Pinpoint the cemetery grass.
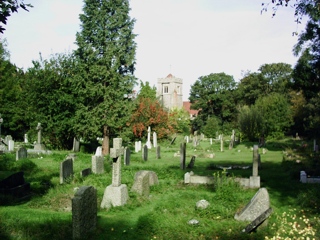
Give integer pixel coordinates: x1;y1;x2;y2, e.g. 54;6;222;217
0;137;320;239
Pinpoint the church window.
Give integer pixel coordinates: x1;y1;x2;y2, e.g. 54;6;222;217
163;85;169;94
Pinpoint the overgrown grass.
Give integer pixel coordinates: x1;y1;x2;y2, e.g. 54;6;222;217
0;137;320;239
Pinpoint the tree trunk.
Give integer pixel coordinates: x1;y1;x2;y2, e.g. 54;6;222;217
102;125;109;155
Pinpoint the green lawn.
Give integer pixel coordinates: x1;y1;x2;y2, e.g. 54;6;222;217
0;137;319;239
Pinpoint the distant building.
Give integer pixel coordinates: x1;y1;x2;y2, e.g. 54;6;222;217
157;74;183;110
156;73;199;118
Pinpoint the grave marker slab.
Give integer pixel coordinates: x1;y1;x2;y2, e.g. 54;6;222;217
124;147;130;165
60;158;73;184
80;168;92;178
180;142;186;170
16;147;27;161
234;188;270;222
142;145;148;161
156;146;161;159
187;156;196;169
72;186;97;239
242;208;273;233
92;155;104;174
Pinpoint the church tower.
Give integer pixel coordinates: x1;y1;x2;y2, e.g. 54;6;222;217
157;74;183;110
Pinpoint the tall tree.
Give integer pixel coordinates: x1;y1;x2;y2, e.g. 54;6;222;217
74;0;137;154
0;0;32;33
189;73;237;131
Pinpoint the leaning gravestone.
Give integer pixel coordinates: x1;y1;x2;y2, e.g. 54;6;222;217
234;187;270;221
95;146;102;156
72;137;80;152
100;138;129;209
72;186;97;239
60;158;73;184
170;137;176;145
187;156;196;169
92;155;104;174
16;147;27;161
242;207;273;233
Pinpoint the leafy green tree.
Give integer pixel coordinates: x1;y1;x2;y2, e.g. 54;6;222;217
0;0;32;33
0;39;26;139
202;116;220;138
237;63;292;106
73;0;137;154
168;108;191;135
254;93;293;138
137;81;156;101
189;73;237;131
23;53;78;149
238;105;264;141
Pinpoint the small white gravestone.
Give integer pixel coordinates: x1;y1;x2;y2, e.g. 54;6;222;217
95;146;102;156
153;132;157;148
146;126;152;149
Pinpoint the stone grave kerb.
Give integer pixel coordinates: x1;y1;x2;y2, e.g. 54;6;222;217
110;138;124;187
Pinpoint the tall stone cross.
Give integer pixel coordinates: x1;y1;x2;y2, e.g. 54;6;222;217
36;122;42;144
110;138;124;187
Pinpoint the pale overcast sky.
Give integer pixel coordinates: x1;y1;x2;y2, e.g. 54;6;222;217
2;0;304;100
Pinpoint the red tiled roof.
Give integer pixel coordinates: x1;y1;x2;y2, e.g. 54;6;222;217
183;101;199;115
166;73;173;78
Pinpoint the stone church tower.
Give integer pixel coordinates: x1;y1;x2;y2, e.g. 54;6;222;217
157;74;183;110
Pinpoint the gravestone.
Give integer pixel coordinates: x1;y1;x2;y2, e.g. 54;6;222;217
187;156;196;169
234;188;270;221
242;208;273;233
124;147;130;165
60;158;73;184
80;168;92;178
34;123;45;150
180;142;186;170
146;126;152;149
170;136;177;145
0;171;31;200
72;137;80;152
4;135;12;145
131;171;150;196
95;146;102;156
68;153;77;162
131;170;159;196
92;155;104;174
100;138;129;209
16;147;27;161
135;141;139;152
250;145;260;188
156;146;161;159
229;130;235;150
24;134;28;143
220;134;224;152
153;132;157;148
8;140;14;151
72;186;97;239
142;145;148;161
138;141;141;151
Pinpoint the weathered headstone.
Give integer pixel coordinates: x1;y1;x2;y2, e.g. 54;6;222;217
60;158;73;184
95;146;102;156
72;137;80;152
234;188;270;221
80;168;92;178
135;141;139;152
142;145;148;161
250;145;260;188
100;138;129;209
138;141;141;151
0;171;31;200
4;135;12;145
16;147;27;161
131;171;150;196
156;146;161;159
229;130;235;150
124;147;130;165
187;156;196;169
72;186;97;239
92;155;104;174
242;208;273;233
180;142;186;170
220;134;224;152
8;140;14;151
153;132;157;148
